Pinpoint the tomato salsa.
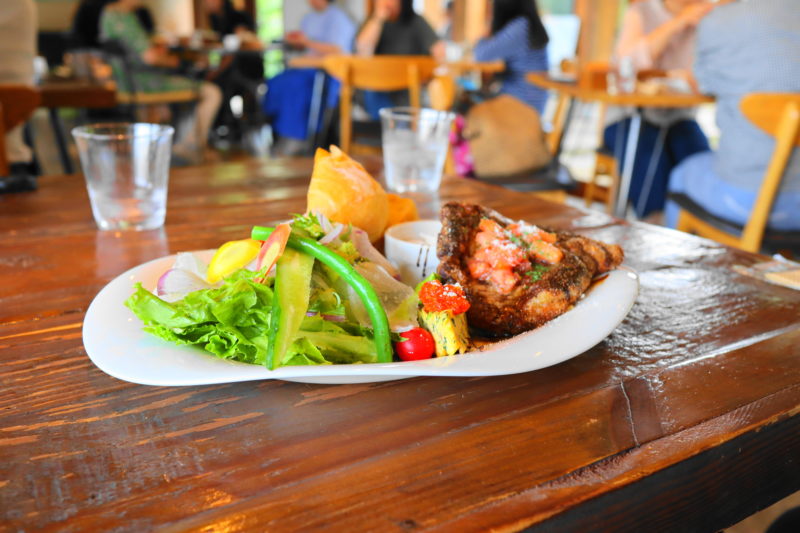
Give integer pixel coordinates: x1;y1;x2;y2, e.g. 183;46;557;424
467;218;563;294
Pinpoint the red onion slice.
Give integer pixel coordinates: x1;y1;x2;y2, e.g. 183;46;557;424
319;223;345;245
313;209;334;234
350;228;400;278
156;268;211;302
305;311;346;322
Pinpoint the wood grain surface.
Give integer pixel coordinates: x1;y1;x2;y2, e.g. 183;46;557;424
1;157;798;532
38;80;118;110
527;72;714;108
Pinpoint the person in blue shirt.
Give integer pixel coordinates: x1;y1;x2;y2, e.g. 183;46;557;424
665;0;800;231
264;0;356;155
285;0;356;57
473;0;549;115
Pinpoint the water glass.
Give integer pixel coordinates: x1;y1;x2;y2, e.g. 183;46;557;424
72;123;173;231
379;107;455;194
608;57;637;95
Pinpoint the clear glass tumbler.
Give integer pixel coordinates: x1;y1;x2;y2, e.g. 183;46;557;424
72;123;174;231
379;107;455;194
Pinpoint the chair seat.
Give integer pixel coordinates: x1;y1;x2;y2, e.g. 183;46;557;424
669;193;800;250
117;90;198;105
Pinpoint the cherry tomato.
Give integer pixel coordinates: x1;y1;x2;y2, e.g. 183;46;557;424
394;328;435;361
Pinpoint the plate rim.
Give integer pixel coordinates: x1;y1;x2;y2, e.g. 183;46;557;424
82;251;639;385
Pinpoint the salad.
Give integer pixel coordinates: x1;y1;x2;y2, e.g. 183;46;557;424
125;213;471;370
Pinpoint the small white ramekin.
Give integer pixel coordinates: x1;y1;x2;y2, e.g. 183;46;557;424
384;220;442;286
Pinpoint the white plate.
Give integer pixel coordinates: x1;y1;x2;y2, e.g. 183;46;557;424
83;251;639;385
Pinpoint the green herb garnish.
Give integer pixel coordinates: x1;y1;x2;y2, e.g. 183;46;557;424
525;264;550;282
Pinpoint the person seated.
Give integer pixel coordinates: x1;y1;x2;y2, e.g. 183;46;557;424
284;0;355;57
100;0;222;162
473;0;549;115
203;0;265;145
448;0;552;179
604;0;715;219
355;0;445;118
665;0;800;232
263;0;356;155
70;0;154;49
438;1;454;41
0;0;37;193
206;0;257;42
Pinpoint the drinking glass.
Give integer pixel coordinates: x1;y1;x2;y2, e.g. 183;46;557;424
72;123;173;231
379;107;455;194
608;57;637;95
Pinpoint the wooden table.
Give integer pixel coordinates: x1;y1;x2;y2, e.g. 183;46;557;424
288;54;504;74
2;158;799;531
37;79;118;174
528;72;714;218
286;55;503;151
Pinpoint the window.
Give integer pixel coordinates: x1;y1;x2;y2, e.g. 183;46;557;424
538;0;574;15
255;0;283;77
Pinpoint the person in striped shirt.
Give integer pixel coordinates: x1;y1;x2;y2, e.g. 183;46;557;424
473;0;549;115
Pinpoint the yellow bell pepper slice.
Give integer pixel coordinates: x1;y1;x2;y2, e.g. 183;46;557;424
206;238;262;284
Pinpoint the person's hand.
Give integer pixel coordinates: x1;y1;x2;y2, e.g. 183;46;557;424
285;30;307;49
678;2;715;28
374;0;393;22
236;28;263;50
142;46;164;65
143;47;179;68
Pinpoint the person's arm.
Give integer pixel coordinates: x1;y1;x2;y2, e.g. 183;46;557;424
430;40;445;62
102;10;178;68
303;37;343;56
142;46;179;68
473;17;525;62
616;3;715;70
412;15;444;61
355;12;387;57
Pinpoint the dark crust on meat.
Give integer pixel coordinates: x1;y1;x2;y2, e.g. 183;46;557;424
437;202;624;337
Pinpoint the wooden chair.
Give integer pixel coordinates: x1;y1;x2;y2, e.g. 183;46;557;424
576;61;619;212
580;62;669;212
428;74;456;113
101;40;198;118
321;55;437;154
672;93;800;253
0;85;40;176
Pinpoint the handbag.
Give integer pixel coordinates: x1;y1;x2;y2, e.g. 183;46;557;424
462;94;551;178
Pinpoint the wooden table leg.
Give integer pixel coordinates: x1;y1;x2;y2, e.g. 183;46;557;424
305;70;327;154
614;109;642;218
635;124;667;216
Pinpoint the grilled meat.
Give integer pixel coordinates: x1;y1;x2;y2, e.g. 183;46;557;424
437;203;624;337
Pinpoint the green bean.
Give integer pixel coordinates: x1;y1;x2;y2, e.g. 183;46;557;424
251;226;393;364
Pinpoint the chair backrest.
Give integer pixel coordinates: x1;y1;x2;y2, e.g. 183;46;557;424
544;58;576;156
428;74;456;112
0;85;40;176
100;39;138;95
321;55;438;153
738;93;800;251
